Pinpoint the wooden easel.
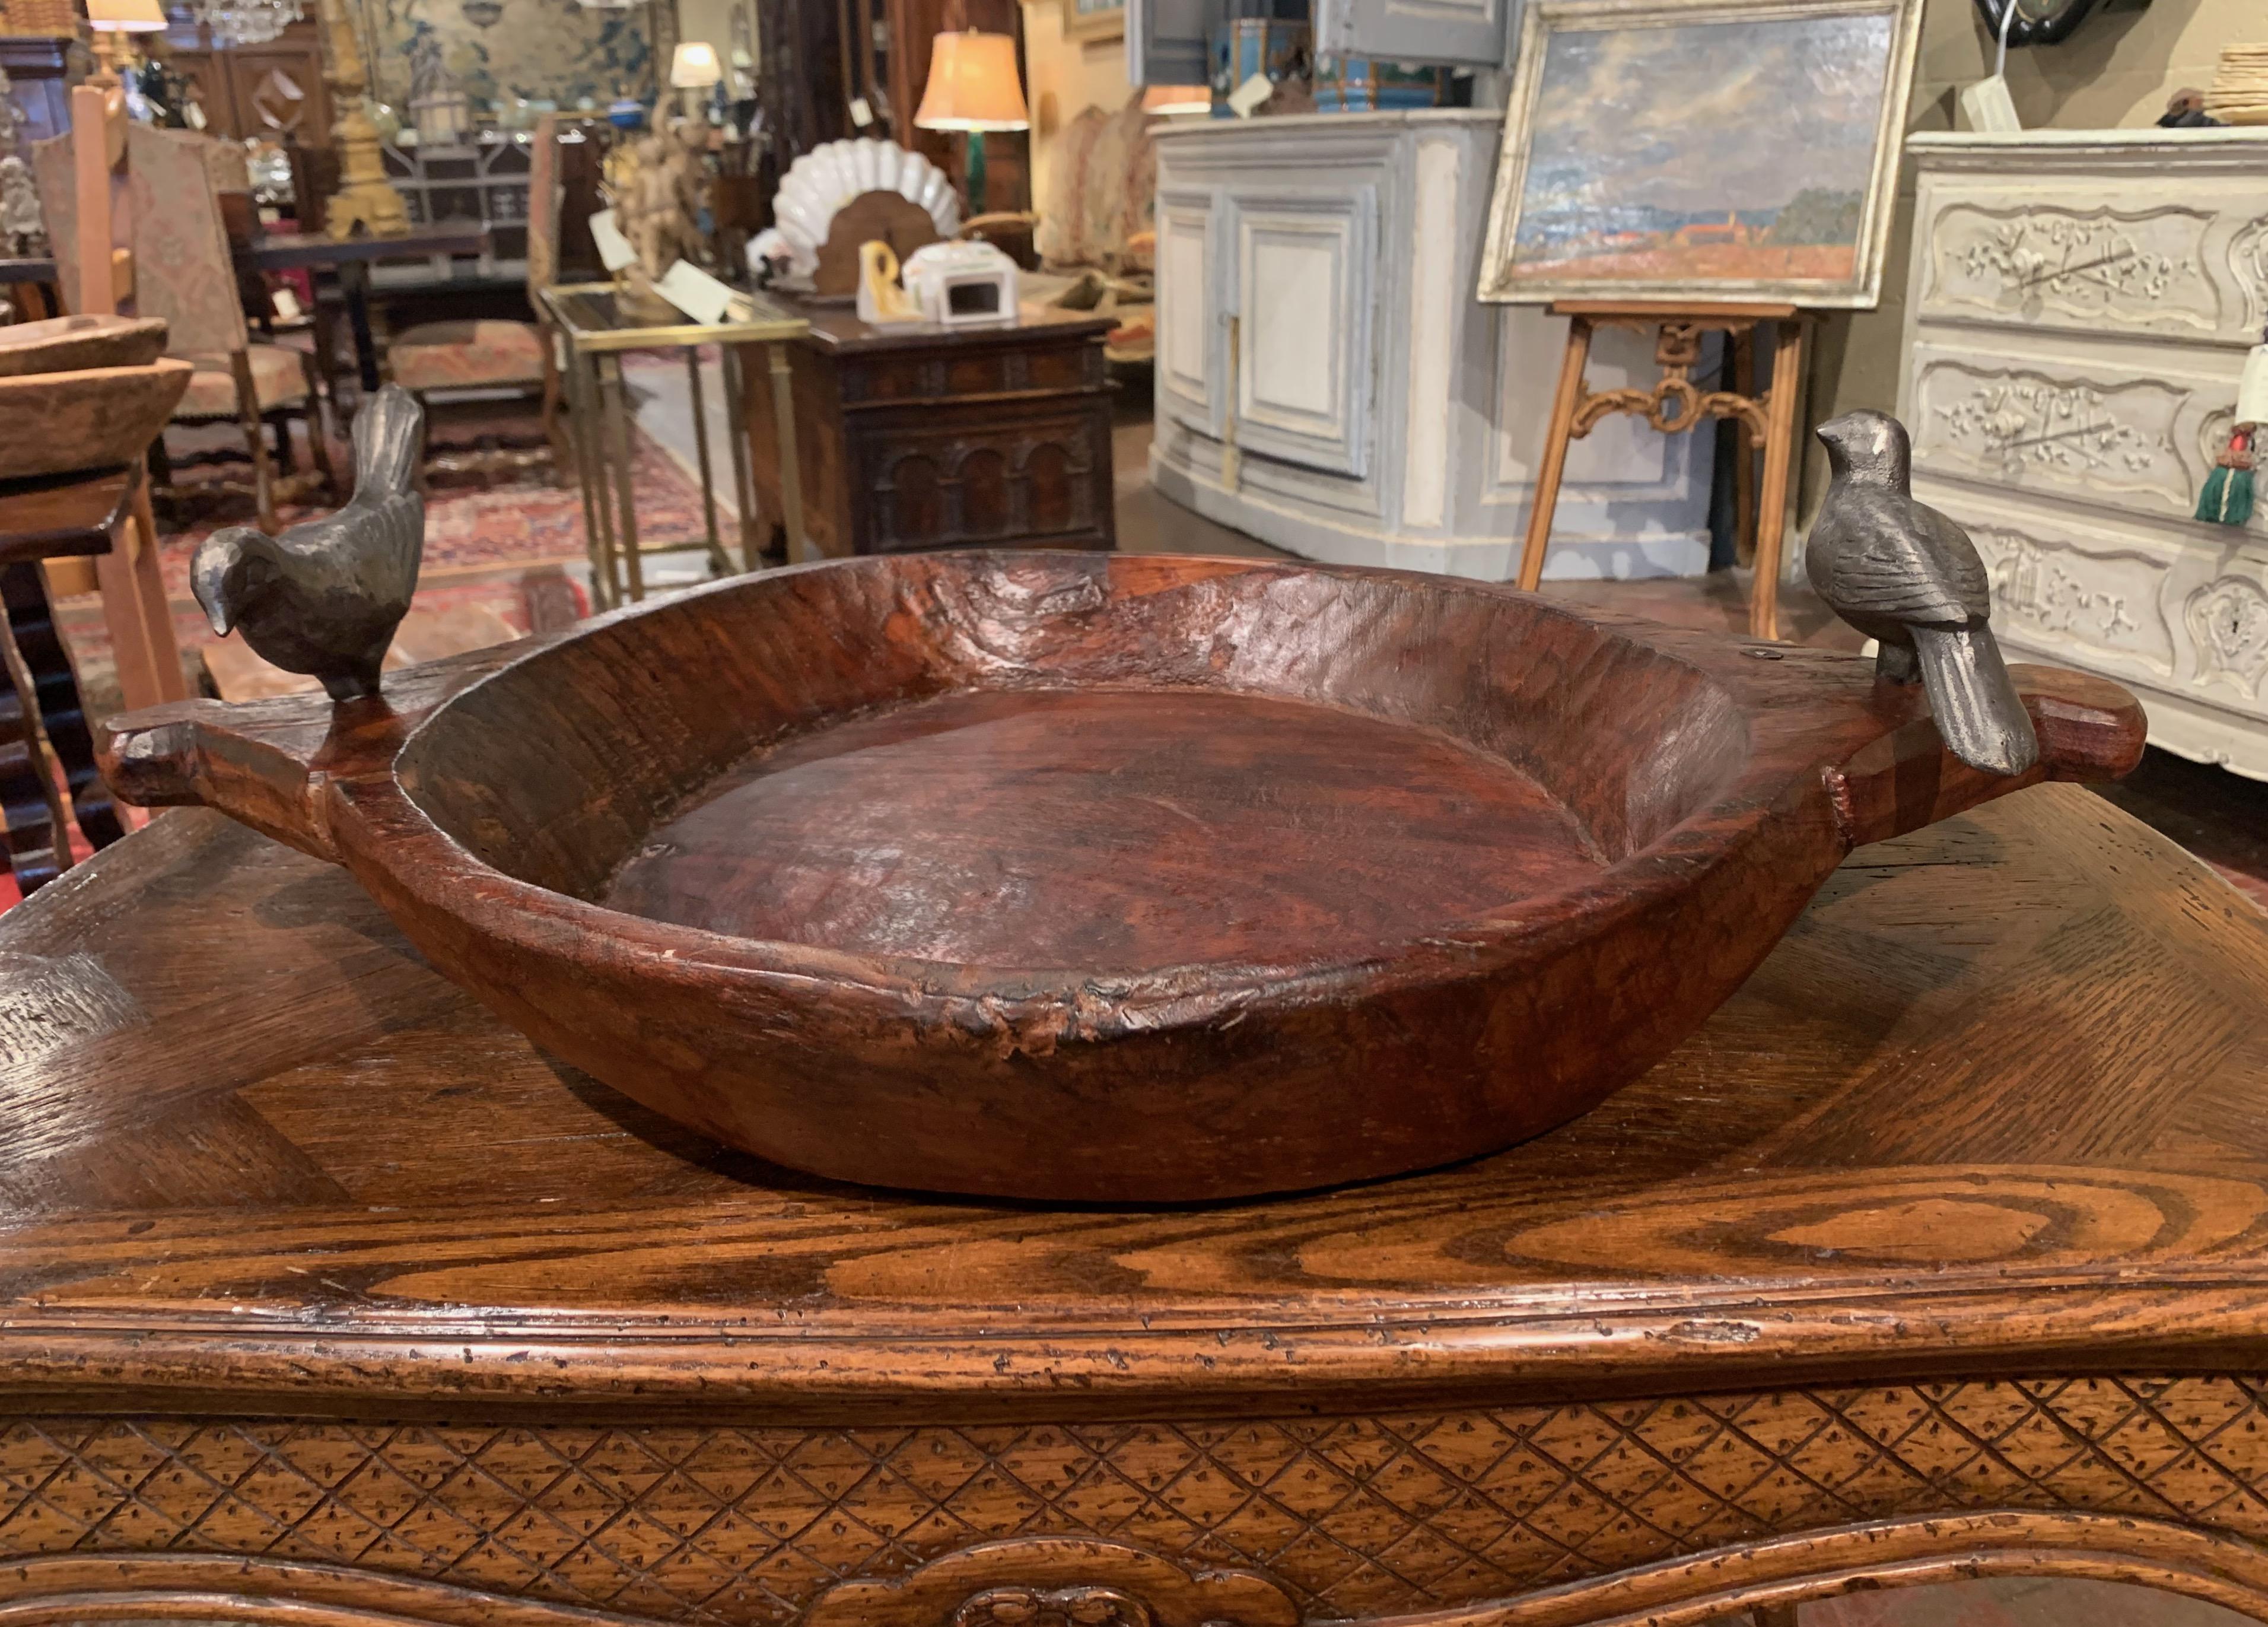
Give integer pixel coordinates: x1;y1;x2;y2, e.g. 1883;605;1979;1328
1515;300;1808;640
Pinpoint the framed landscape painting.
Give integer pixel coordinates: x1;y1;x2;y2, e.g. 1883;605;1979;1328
1478;0;1923;308
1061;0;1127;42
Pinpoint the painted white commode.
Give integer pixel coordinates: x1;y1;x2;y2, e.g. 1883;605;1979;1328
1147;109;1714;580
1898;128;2268;780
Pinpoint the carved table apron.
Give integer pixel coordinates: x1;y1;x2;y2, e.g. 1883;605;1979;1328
5;792;2268;1625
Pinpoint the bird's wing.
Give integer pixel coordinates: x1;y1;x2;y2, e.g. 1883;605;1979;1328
1817;492;1987;627
362;491;425;606
1910;497;1992;621
274;492;424;609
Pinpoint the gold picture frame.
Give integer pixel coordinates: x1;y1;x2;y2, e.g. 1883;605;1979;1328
1477;0;1923;309
1058;0;1126;42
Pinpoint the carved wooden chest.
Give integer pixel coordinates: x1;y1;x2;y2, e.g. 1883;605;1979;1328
1898;128;2268;780
740;300;1116;558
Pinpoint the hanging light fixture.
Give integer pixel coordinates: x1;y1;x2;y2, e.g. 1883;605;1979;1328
189;0;307;47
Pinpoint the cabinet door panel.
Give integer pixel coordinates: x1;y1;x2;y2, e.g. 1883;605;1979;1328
1313;0;1516;68
1127;0;1215;85
1229;188;1377;478
1156;186;1224;437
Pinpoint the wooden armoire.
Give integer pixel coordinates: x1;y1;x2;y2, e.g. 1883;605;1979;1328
154;8;329;145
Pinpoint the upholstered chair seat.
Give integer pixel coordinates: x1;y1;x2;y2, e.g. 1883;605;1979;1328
389;319;549;393
176;343;312;418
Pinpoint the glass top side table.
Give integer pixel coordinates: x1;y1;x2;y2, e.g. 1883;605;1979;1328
539;282;812;609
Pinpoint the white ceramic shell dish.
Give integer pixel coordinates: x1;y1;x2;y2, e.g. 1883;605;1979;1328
765;139;961;279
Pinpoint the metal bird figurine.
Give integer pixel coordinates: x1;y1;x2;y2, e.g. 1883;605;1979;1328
192;385;425;704
1806;409;2038;777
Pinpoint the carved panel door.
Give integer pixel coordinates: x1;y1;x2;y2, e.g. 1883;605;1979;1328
1225;185;1378;479
1155;185;1223;440
165;19;329;145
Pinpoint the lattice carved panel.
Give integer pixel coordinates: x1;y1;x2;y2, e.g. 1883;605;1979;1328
8;1378;2268;1624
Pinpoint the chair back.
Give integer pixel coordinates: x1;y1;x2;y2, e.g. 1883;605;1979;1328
527;113;561;301
123;124;249;359
28;119;130;314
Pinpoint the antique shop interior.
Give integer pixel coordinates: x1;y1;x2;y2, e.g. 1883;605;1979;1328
5;0;2268;1620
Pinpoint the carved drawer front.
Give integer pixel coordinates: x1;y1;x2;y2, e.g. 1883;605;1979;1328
1916;177;2268;344
845;345;1102;409
1907;339;2246;526
1917;479;2268;721
22;1380;2268;1626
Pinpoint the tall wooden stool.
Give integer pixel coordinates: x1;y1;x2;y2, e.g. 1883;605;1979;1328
0;462;155;894
1516;300;1808;640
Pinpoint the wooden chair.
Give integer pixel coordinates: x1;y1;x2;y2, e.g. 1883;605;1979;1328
14;85;189;719
125;125;332;533
384;114;568;480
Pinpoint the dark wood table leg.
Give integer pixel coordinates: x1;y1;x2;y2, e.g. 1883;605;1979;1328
0;589;65;896
1;562;122;850
341;261;382;396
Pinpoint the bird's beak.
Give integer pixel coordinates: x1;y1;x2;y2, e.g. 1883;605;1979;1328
204;602;233;638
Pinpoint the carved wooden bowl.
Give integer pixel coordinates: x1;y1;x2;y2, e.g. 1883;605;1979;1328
99;552;2146;1202
0;357;193;481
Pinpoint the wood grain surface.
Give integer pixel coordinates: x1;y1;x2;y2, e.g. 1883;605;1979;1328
94;554;2144;1202
1;787;2262;1407
3;786;2268;1623
0;358;192;482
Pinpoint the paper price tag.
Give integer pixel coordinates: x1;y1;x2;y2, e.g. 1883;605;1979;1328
656;259;739;325
1227;72;1273;118
849;96;874;128
589;207;637;273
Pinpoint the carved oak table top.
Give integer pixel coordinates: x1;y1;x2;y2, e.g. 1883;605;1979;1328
4;791;2268;1627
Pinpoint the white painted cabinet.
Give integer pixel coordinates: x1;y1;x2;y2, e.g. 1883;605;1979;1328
1126;0;1519;83
1312;0;1519;68
1897;129;2268;781
1150;110;1713;580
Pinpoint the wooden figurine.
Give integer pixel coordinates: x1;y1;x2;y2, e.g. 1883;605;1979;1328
608;129;705;323
187;384;424;703
1808;409;2040;777
0;156;43;258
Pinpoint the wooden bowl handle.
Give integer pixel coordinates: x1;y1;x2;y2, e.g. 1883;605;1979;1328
1825;663;2147;850
96;643;523;863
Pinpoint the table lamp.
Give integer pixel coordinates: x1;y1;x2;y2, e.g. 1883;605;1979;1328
669;40;722;119
914;28;1027;215
83;0;168;90
1140;84;1213;116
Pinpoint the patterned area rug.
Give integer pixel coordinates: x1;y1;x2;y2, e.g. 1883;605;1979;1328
52;414;708;722
0;411;712;911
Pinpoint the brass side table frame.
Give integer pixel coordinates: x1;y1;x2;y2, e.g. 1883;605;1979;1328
540;284;811;610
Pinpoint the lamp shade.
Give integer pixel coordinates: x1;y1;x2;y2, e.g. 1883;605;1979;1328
84;0;167;33
914;29;1029;131
1141;83;1211;114
670;40;723;88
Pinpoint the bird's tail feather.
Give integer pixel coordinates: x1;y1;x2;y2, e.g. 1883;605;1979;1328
351;384;425;501
1913;625;2040;777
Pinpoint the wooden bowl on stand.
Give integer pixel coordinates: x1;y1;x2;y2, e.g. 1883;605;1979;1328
0;357;193;481
98;552;2146;1202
